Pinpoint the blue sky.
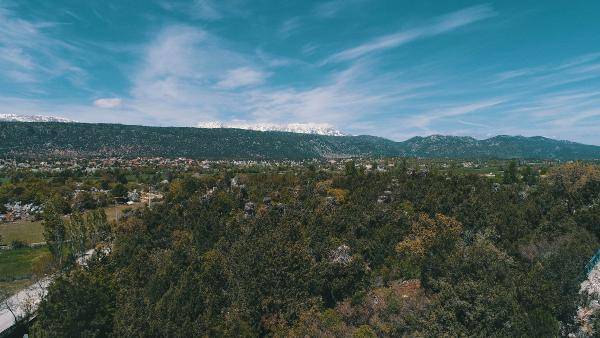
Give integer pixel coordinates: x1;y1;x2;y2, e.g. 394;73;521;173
1;1;600;144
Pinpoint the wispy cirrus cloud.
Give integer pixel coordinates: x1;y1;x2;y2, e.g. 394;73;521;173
433;53;600;143
324;5;495;63
492;53;600;87
399;99;504;130
313;0;346;18
278;17;302;39
301;43;318;56
190;0;222;20
243;61;433;126
313;0;366;18
159;0;247;21
0;6;85;86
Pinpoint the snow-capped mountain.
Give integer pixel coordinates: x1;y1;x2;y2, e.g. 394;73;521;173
0;114;74;123
196;121;347;136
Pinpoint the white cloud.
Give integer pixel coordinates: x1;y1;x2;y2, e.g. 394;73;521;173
93;98;122;108
127;25;261;124
216;67;267;89
137;26;208;82
324;5;495;63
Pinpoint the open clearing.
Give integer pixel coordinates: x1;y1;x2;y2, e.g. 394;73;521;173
0;246;50;293
0;221;44;245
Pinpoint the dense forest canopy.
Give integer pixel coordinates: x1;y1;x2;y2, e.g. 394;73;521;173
24;161;600;336
1;122;599;160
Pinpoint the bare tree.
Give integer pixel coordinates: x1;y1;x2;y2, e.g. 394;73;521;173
0;288;18;324
0;275;50;335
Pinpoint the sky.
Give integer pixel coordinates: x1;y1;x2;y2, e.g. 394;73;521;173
1;0;600;144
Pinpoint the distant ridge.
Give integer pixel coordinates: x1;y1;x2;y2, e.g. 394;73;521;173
0;121;598;160
0;114;73;123
398;134;598;159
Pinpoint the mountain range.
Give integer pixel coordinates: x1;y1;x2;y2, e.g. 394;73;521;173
0;120;598;160
0;114;74;123
196;121;347;136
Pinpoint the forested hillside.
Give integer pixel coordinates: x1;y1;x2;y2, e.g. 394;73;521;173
400;135;600;159
30;162;600;336
0;122;398;160
1;122;599;160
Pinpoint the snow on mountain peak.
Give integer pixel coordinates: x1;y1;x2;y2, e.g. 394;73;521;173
0;114;74;123
196;121;347;136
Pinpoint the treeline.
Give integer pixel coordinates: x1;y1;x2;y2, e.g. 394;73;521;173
30;162;600;336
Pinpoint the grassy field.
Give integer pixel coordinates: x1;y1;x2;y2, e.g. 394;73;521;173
0;220;45;244
0;246;50;293
0;279;31;295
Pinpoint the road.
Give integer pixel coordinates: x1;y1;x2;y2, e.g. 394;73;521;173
0;277;51;334
0;248;96;335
